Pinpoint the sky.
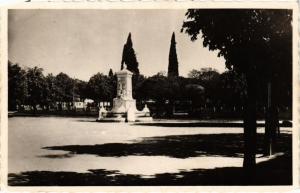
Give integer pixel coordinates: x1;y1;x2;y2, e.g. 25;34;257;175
8;9;226;81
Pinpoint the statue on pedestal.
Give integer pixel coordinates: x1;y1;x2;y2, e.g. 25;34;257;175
97;63;152;122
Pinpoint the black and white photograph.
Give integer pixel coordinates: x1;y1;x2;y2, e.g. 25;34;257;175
6;6;296;186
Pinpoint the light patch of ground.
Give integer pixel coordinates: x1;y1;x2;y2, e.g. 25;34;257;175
8;117;290;176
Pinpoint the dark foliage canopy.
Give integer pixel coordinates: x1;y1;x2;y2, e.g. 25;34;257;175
182;9;292;80
182;9;293;169
87;73;116;102
168;32;179;77
108;68;114;77
121;33;140;75
8;61;27;110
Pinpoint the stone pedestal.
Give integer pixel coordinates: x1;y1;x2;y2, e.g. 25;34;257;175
111;98;136;113
97;64;152;122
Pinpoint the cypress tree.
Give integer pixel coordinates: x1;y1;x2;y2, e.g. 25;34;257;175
121;33;140;75
108;68;114;77
168;32;179;78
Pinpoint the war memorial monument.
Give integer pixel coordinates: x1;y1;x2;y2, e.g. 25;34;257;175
97;64;152;122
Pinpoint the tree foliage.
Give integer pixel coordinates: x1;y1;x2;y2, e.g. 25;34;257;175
44;73;57;108
182;9;292;77
8;61;27;110
138;73;180;102
55;72;74;103
121;33;140;75
168;32;179;77
216;70;246;107
108;68;114;77
182;9;292;171
26;66;47;110
87;73;116;102
74;79;88;101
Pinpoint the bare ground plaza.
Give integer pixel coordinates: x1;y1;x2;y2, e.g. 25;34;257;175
8;117;292;185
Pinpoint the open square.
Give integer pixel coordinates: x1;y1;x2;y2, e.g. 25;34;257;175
8;117;292;185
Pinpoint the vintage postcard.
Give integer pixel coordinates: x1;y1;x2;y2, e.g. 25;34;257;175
0;1;299;192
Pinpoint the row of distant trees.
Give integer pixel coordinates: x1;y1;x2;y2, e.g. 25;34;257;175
8;61;116;111
8;61;291;114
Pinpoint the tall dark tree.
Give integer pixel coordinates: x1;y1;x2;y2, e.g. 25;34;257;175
55;73;74;104
216;70;246;108
8;61;27;110
168;32;179;78
108;69;117;102
188;68;220;107
74;79;88;101
26;66;46;111
121;33;139;75
44;73;57;109
87;73;115;102
108;68;114;77
182;9;292;174
138;73;180;103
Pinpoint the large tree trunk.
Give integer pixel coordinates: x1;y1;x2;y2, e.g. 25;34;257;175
264;80;279;156
264;81;273;156
243;73;257;182
166;99;175;117
32;104;37;114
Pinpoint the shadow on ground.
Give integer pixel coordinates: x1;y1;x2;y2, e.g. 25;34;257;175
8;154;292;186
9;133;292;186
42;133;291;158
133;121;292;128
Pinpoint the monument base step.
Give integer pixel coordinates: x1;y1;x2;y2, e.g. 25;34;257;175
97;112;153;122
96;117;126;122
135;117;153;122
97;117;152;122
